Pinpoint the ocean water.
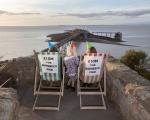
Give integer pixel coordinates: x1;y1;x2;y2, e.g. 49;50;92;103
0;25;150;60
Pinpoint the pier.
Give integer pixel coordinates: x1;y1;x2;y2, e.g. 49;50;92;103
54;30;86;48
46;29;123;50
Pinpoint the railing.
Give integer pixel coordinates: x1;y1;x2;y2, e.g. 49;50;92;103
92;32;116;38
55;30;86;48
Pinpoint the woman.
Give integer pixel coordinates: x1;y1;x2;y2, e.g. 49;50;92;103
80;46;97;82
64;42;79;91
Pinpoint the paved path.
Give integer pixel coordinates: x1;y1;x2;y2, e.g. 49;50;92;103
18;87;122;120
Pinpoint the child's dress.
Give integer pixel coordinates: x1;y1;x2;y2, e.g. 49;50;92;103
64;56;79;87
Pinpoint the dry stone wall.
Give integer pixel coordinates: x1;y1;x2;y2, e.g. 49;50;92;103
106;57;150;120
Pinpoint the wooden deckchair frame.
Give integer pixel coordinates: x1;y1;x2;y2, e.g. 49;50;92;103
0;78;12;88
77;53;107;110
0;62;12;88
33;50;65;111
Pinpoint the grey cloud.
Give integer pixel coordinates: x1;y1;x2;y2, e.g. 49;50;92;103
0;10;40;15
0;10;8;14
57;9;150;18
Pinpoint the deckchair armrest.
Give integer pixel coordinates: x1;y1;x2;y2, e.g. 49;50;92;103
0;78;12;88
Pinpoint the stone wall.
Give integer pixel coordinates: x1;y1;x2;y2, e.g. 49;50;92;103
0;56;34;120
1;56;35;106
4;56;35;88
14;56;35;87
0;88;19;120
106;57;150;120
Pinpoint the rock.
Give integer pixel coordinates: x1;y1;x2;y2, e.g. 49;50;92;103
0;88;19;120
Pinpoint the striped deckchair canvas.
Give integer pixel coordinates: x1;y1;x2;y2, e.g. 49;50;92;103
33;50;65;111
83;53;105;83
77;52;107;110
37;52;61;81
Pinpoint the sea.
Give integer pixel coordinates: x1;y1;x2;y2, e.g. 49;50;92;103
0;25;150;60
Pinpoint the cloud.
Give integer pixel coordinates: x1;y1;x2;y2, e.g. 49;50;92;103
0;10;40;15
0;10;8;14
56;9;150;18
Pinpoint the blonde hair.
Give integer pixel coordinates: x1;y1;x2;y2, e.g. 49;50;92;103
66;45;77;56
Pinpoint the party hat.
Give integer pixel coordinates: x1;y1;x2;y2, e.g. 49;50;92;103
48;41;54;48
86;41;92;49
66;42;69;47
70;40;74;49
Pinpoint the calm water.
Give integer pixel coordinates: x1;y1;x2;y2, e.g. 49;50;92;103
0;25;150;60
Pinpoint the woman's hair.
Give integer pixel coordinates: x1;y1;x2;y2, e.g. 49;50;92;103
81;46;97;61
66;46;77;56
42;47;58;52
48;47;58;52
86;46;97;53
89;47;97;53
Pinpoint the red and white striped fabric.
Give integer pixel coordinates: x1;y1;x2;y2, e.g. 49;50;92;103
82;53;107;83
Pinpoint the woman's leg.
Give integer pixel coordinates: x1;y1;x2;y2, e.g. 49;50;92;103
67;79;71;86
71;79;76;87
70;75;77;87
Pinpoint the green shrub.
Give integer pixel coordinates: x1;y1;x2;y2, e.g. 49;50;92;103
120;49;147;70
120;49;150;81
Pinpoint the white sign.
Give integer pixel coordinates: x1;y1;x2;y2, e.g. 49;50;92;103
38;54;58;74
84;55;103;76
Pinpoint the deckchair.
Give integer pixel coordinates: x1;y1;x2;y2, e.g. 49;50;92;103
33;50;65;111
77;53;107;110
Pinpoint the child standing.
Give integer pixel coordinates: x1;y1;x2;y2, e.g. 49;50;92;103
64;41;79;91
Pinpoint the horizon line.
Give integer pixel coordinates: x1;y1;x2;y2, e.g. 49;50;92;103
0;24;150;27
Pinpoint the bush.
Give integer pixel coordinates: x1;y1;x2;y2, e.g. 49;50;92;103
120;49;150;81
120;49;147;70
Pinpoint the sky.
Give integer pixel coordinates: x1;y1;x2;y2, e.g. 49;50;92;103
0;0;150;26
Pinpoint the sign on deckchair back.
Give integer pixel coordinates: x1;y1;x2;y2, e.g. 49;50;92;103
83;53;106;83
37;52;61;81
